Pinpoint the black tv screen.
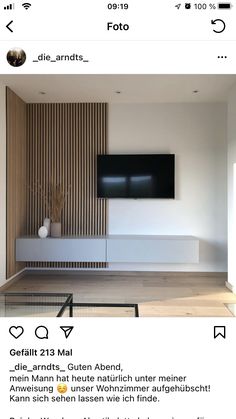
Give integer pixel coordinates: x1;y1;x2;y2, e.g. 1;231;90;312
97;154;175;198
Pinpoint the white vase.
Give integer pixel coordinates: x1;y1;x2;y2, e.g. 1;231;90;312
51;222;61;238
43;218;51;236
38;226;48;239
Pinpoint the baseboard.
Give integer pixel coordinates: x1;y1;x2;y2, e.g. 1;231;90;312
25;268;227;278
0;269;228;291
225;281;236;294
0;268;27;291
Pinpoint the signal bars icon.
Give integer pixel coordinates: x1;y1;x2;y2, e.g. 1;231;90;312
4;3;15;9
22;2;31;9
4;1;32;10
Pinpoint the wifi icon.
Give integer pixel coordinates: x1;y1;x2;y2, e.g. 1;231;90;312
22;2;31;9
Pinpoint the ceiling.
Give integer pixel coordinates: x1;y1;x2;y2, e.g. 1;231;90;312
0;74;236;103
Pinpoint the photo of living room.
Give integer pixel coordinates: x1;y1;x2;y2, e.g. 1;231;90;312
0;74;235;317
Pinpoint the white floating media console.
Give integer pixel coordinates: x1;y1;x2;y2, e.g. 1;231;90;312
16;235;199;264
107;235;199;263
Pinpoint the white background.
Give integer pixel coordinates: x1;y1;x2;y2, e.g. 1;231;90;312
0;0;235;75
0;2;235;419
0;86;6;284
0;40;235;74
1;318;235;419
0;0;236;41
0;8;234;419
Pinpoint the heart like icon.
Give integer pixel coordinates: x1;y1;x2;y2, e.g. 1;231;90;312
9;326;24;339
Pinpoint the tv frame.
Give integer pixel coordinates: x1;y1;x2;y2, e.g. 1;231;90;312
97;153;175;199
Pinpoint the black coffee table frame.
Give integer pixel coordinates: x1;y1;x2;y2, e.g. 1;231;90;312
0;292;139;317
72;302;139;317
1;292;73;317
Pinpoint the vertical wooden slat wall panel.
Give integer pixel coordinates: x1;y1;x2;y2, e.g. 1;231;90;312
27;103;107;269
6;88;27;278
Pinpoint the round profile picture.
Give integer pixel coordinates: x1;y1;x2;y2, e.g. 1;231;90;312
7;48;26;67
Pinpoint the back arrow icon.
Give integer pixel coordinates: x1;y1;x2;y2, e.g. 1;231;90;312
211;19;226;33
6;20;13;33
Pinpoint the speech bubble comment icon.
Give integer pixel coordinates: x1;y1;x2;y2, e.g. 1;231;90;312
35;325;49;339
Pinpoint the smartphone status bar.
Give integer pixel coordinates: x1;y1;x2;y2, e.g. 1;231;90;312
0;0;236;42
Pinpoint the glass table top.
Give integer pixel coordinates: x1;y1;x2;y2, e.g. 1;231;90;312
0;293;73;317
0;292;139;317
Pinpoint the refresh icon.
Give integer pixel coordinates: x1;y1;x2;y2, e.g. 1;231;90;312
211;19;226;33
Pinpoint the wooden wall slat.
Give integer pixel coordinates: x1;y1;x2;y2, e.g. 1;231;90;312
26;103;108;269
6;88;27;278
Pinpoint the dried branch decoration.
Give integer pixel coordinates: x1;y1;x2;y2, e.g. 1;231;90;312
49;182;68;223
29;179;70;223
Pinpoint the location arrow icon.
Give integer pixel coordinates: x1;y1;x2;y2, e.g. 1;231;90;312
60;326;74;339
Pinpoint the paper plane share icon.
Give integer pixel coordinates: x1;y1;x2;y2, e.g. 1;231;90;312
60;326;74;339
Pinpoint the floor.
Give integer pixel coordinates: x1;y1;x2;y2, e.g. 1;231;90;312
4;271;236;317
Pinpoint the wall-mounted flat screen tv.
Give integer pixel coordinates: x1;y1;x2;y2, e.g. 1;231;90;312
97;154;175;198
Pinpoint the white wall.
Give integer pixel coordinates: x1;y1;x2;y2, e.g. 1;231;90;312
227;84;236;291
108;103;227;272
0;85;6;285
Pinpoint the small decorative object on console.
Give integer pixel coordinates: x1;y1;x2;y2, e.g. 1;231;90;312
51;222;61;238
43;218;51;236
38;226;48;239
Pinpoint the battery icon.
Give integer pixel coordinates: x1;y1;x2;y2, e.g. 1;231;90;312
218;3;232;8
